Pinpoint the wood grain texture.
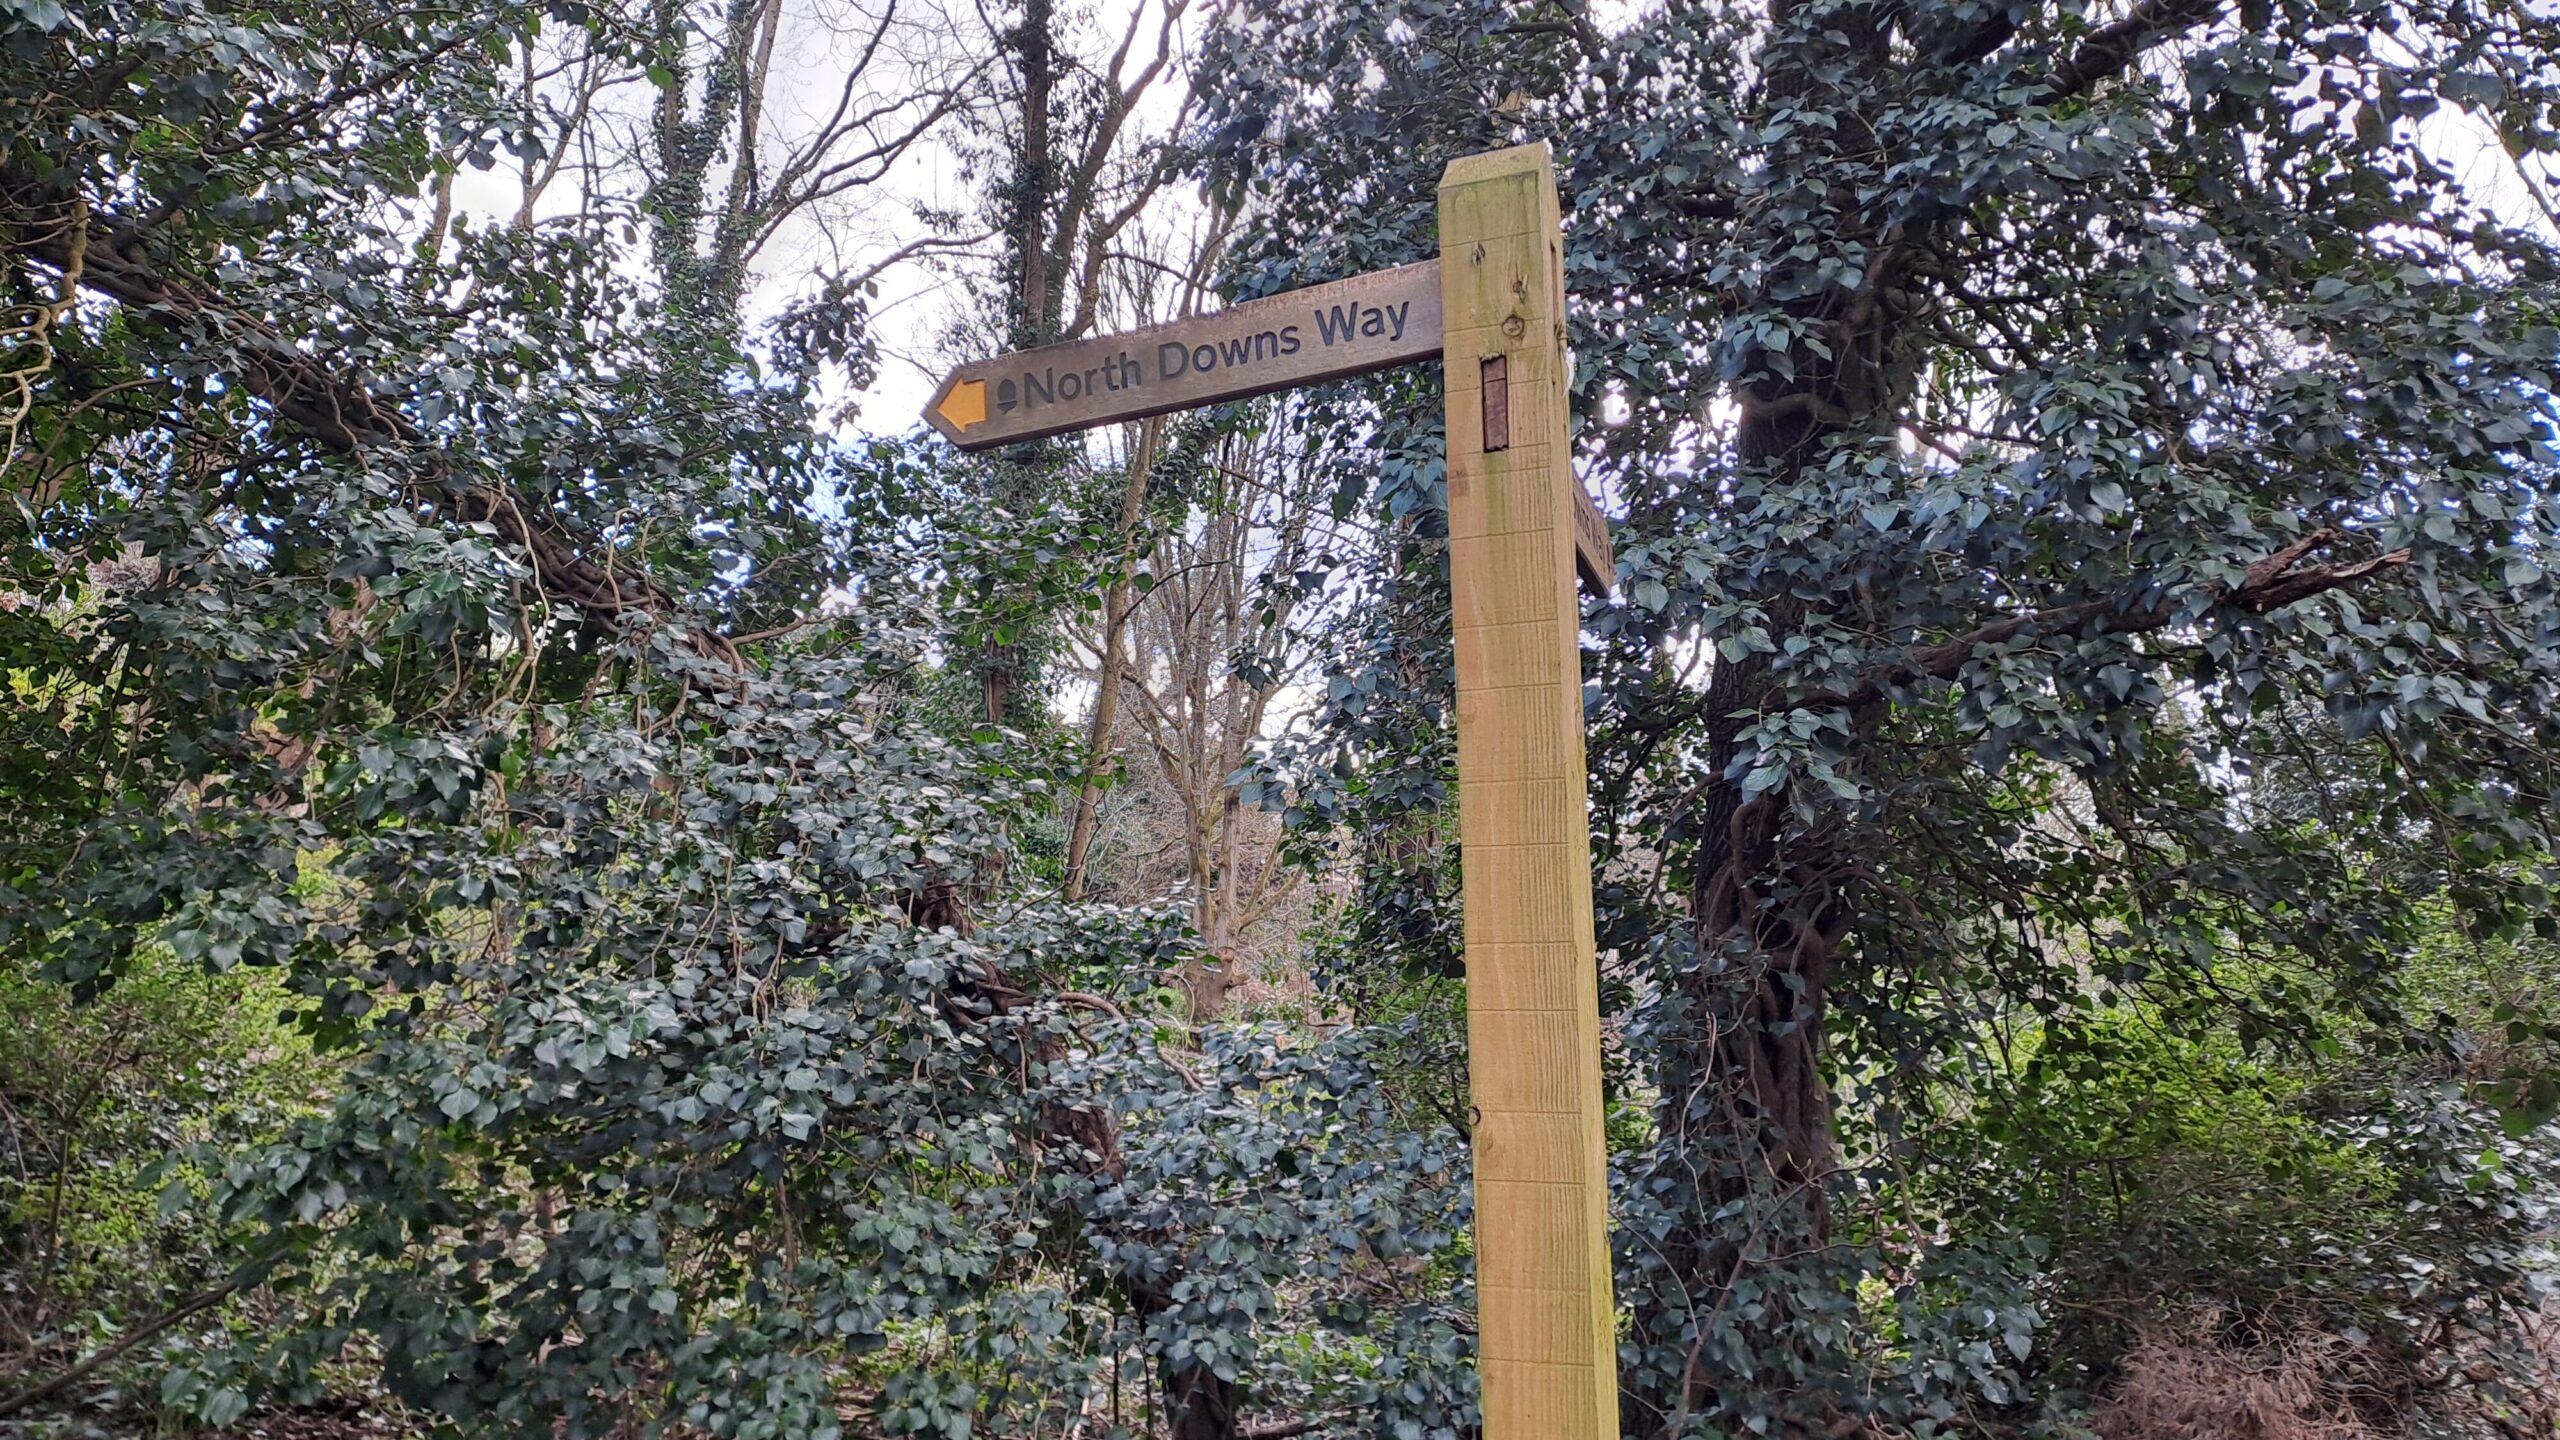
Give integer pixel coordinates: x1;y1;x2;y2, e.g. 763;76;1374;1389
1440;141;1621;1440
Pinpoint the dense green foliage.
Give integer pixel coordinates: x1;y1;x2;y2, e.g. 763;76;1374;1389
0;3;1469;1435
1;946;327;1402
1199;0;2560;1431
2;0;2557;1437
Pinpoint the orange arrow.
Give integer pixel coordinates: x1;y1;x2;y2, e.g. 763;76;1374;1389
934;377;988;432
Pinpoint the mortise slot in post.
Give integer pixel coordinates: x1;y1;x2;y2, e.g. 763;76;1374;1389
1480;354;1510;451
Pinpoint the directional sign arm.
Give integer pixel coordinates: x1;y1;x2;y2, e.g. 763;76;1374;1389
923;262;1444;449
922;251;1615;602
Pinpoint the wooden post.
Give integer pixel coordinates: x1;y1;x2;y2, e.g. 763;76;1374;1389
1440;143;1619;1439
925;141;1618;1435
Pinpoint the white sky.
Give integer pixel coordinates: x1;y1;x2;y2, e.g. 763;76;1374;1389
440;0;1204;442
441;3;2558;453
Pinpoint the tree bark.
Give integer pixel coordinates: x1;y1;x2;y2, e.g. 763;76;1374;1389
1629;0;1885;1398
1009;0;1057;352
1630;409;1860;1434
1064;417;1167;900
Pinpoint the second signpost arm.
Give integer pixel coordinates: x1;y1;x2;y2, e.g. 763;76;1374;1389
1441;143;1620;1440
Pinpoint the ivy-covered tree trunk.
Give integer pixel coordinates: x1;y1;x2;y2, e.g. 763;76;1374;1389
1630;0;2421;1420
1641;353;1864;1434
1199;0;2560;1430
1630;6;1888;1427
978;0;1060;741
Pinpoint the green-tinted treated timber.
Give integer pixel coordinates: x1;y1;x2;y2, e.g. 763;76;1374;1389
1439;141;1620;1440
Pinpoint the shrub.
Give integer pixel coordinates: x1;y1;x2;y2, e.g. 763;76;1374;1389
1911;1009;2559;1429
0;946;325;1414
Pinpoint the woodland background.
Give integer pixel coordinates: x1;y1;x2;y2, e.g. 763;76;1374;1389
2;0;2559;1437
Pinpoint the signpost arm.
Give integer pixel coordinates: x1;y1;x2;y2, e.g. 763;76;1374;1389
1440;143;1621;1440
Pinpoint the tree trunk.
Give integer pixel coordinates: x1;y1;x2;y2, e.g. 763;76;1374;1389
1064;417;1166;900
1616;0;1926;1419
1009;0;1056;351
1192;787;1243;1023
1061;582;1130;900
972;0;1063;900
978;0;1056;725
1627;303;1872;1434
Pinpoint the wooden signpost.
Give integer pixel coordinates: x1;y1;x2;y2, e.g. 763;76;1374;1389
926;260;1444;450
927;143;1619;1440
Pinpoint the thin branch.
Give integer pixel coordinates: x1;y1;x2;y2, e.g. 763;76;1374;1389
1237;1417;1328;1440
2044;0;2227;101
839;229;999;293
0;1277;242;1420
1811;528;2412;710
